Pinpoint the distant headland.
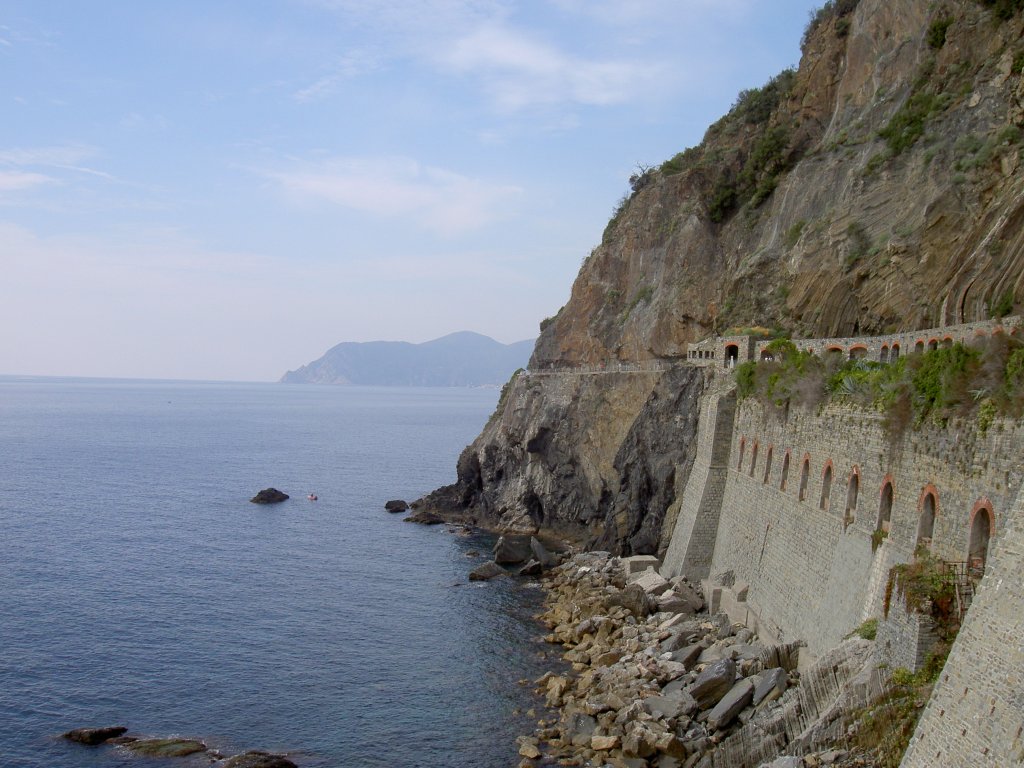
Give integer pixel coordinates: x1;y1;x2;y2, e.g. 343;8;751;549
280;331;533;387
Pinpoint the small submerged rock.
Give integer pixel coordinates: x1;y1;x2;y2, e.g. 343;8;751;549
124;738;208;757
403;509;444;525
62;726;128;745
250;488;289;504
221;750;298;768
469;560;507;581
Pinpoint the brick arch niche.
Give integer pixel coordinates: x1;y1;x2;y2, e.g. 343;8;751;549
968;499;995;577
798;454;811;501
819;460;834;510
916;485;938;551
780;450;791;491
844;467;860;530
877;476;895;534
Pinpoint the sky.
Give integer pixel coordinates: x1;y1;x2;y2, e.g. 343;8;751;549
1;0;824;381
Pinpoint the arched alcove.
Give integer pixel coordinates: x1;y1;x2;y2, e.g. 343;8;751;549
750;442;758;477
877;480;894;534
891;343;900;360
819;462;833;510
780;451;791;491
725;344;739;368
880;345;890;363
845;468;860;530
849;345;867;360
915;340;925;353
916;488;937;550
763;446;773;484
737;437;746;470
798;457;810;501
969;502;994;577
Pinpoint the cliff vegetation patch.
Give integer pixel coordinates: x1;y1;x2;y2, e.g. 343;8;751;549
735;330;1024;433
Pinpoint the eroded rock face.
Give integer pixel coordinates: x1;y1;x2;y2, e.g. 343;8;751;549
419;366;705;554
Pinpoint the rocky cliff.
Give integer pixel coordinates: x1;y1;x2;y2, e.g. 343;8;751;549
420;0;1024;553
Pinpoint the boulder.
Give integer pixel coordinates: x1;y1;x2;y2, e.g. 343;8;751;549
529;537;558;568
643;691;697;720
221;752;298;768
689;658;737;709
670;643;704;671
384;499;409;512
469;561;506;581
249;488;288;504
517;559;543;576
622;555;660;574
62;726;128;746
707;678;754;730
606;583;653;618
124;738;207;757
493;535;533;564
403;509;444;525
752;667;788;706
591;734;619;751
629;570;672;596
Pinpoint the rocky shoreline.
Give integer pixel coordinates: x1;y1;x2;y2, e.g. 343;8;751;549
513;551;889;768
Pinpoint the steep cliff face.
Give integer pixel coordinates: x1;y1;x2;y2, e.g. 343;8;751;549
424;367;706;554
532;0;1024;368
423;0;1024;551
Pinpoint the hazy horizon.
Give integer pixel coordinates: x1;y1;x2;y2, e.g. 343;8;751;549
2;1;823;381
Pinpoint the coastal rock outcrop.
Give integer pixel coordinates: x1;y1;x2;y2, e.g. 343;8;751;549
384;499;409;512
250;488;289;504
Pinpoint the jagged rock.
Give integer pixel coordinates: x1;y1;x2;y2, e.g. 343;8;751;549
249;488;288;504
564;712;598;746
518;559;543;576
607;583;653;618
530;536;558;568
494;535;533;564
62;726;128;745
753;667;788;706
124;738;207;757
384;499;409;512
630;569;672;596
469;561;506;581
689;658;736;709
591;734;619;751
707;678;754;730
643;692;697;720
221;752;298;768
670;643;704;671
622;722;660;758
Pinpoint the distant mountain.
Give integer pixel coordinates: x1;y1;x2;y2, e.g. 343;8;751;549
280;331;535;387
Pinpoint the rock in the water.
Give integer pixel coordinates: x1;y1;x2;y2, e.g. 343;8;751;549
250;488;289;504
384;499;409;512
707;677;754;730
403;509;444;525
689;658;737;709
469;561;506;581
62;726;128;746
493;535;533;564
221;751;298;768
124;738;207;757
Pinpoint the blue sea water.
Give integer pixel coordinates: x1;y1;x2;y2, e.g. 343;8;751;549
0;379;555;767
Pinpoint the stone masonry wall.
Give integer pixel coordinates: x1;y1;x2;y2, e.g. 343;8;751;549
665;393;1024;663
901;482;1024;767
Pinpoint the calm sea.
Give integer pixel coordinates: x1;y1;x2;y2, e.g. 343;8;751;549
0;378;554;767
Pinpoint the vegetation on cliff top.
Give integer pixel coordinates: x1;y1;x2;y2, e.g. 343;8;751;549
736;330;1024;433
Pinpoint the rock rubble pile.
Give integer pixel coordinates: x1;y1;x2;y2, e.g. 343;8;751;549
518;552;885;768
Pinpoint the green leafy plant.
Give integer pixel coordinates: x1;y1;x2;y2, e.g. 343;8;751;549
926;17;953;49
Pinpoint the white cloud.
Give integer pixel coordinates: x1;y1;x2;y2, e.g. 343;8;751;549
0;170;52;192
293;49;382;102
266;156;522;236
441;24;653;110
